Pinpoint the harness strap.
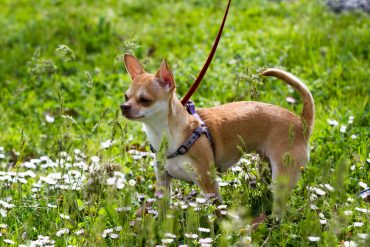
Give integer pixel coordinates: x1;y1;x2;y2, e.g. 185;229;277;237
185;101;212;141
149;101;212;159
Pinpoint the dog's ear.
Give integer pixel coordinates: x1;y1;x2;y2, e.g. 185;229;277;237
124;54;144;80
155;59;176;92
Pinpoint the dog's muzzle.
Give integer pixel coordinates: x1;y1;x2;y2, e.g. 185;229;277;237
120;103;131;115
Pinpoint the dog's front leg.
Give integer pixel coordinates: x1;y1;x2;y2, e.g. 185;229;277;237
191;160;222;205
191;161;226;218
136;158;172;218
153;157;173;198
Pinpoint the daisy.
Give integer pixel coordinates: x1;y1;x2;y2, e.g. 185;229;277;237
353;222;363;227
56;228;69;237
185;233;198;239
308;236;320;242
359;181;368;189
198;227;211;233
161;238;174;244
59;213;70;220
164;233;176;239
327;119;339;126
3;239;15;245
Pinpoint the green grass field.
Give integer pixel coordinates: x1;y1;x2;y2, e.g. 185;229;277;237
0;0;369;246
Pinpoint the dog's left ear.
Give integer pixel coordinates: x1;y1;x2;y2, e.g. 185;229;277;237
155;59;176;92
124;54;144;80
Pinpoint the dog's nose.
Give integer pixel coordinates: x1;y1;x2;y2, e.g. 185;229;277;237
120;103;131;112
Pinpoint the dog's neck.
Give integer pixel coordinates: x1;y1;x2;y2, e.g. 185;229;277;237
142;95;196;153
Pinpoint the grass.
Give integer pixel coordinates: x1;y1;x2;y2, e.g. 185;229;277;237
0;0;369;246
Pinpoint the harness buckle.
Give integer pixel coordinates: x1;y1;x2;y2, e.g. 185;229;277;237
177;145;188;155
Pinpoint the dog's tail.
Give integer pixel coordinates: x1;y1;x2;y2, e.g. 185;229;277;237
261;68;315;136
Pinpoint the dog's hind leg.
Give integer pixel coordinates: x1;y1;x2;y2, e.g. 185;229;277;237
269;147;308;218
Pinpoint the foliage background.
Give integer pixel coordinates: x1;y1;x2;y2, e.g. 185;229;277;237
0;0;369;246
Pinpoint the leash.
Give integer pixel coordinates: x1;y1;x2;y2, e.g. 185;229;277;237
181;0;232;105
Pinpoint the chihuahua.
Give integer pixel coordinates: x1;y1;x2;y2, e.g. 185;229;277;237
121;54;314;216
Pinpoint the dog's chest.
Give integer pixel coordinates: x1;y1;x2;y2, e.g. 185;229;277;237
165;156;197;183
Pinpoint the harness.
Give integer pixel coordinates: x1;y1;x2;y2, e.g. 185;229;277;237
149;101;212;159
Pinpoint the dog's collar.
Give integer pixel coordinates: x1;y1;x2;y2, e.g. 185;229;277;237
149;101;212;159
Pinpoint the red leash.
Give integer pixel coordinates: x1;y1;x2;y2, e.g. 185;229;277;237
181;0;232;105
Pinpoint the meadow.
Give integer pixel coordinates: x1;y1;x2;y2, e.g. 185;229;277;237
0;0;369;246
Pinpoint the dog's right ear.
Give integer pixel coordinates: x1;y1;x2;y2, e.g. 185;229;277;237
123;54;144;80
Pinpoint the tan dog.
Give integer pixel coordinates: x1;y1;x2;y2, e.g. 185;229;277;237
121;54;314;216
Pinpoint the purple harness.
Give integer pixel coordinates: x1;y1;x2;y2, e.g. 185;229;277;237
150;101;212;159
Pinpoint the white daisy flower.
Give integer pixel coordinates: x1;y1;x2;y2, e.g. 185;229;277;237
164;233;176;239
91;156;100;163
343;210;353;216
196;198;207;204
116;206;131;212
310;194;318;201
0;224;8;228
219;181;228;187
161;238;174;244
327;119;339;126
353;222;364;227
184;233;198;239
351;134;357;139
128;179;136;187
314;188;326;196
359;181;368;189
45;113;55;123
357;233;368;239
74;229;84;235
56;228;70;237
286;96;296;104
355;207;370;213
0;200;15;209
231;166;243;172
107;177;125;189
343;240;357;247
101;140;114;149
217;204;227;209
3;239;15;245
199;237;213;244
59;213;70;220
115;226;123;231
22;162;36;169
114;171;125;178
244;236;252;243
102;228;113;238
324;184;334;191
109;233;119;239
307;236;320;242
340;125;347;133
198;227;211;233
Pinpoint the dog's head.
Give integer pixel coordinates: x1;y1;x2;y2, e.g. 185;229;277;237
121;54;176;122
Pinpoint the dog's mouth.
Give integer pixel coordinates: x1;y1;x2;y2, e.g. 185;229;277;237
123;113;145;120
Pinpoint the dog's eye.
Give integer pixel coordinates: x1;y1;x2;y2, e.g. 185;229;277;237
139;97;152;105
